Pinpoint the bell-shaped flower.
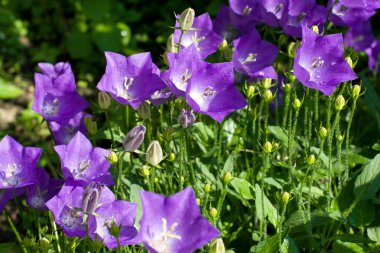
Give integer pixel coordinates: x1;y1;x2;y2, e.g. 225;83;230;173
50;112;90;145
46;182;116;237
54;132;113;186
138;187;219;253
365;40;380;74
186;62;247;122
330;0;377;26
26;168;63;210
88;200;139;248
232;29;278;79
38;62;75;89
256;0;288;27
97;52;166;109
149;88;172;106
173;13;223;59
228;0;258;20
0;135;41;189
32;73;88;125
344;21;376;52
293;26;357;96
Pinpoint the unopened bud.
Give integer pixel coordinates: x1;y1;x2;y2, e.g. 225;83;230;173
337;134;344;143
282;191;290;205
263;90;273;103
263;141;272;153
178;109;196;128
335;95;345;111
167;34;177;53
273;142;280;150
107;151;118;165
123;125;146;152
292;98;302;110
247;85;255;99
287;42;296;58
98;91;110;110
223;172;233;184
169;153;176;162
204;184;211;193
39;238;50;253
141;165;150;177
352;85;361;99
23;237;34;247
154;177;159;184
209;238;225;253
262;78;272;89
179;8;195;31
345;56;354;69
319;126;328;139
82;183;100;215
196;198;201;205
311;25;319;34
209;207;218;218
146;140;163;166
307;154;315;166
284;83;292;93
180;176;185;183
219;39;228;51
137;101;151;120
85;118;97;135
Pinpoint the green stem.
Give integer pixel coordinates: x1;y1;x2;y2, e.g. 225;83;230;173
5;210;28;253
184;130;196;185
49;212;61;253
105;111;115;148
344;99;357;182
282;91;291;129
327;111;340;205
314;90;319;123
217;121;225;169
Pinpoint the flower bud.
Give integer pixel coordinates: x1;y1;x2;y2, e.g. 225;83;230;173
219;39;228;51
352;85;361;99
284;83;292;93
337;134;344;143
281;191;290;205
180;176;185;183
223;172;233;184
39;238;50;253
146;140;163;166
179;8;195;31
82;183;100;215
209;207;218;218
98;91;110;110
345;56;354;69
196;198;201;205
209;238;225;253
292;98;302;110
169;153;176;162
273;142;280;150
123;125;146;152
319;126;328;139
263;90;273;103
140;165;150;177
204;183;211;193
263;141;272;153
167;34;177;53
311;25;319;34
23;237;34;247
107;151;118;165
154;177;159;184
307;154;315;166
287;42;296;58
85;118;97;135
178;109;196;128
137;101;151;120
247;85;255;99
262;78;272;89
335;95;345;111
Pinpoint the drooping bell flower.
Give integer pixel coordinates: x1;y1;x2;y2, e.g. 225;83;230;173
32;73;88;125
281;0;327;38
50;112;90;145
26;168;63;210
88;200;139;248
150;88;172;106
54;132;113;186
138;187;219;253
162;45;205;97
186;61;247;122
173;13;223;59
256;0;287;27
365;40;380;74
232;29;278;79
46;182;116;237
344;21;376;52
97;52;166;109
293;26;357;96
329;0;377;26
0;135;41;189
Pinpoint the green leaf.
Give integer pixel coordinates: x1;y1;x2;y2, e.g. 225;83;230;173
0;79;22;99
280;236;299;253
354;154;380;201
348;200;375;228
80;0;110;20
268;126;299;148
284;210;344;232
130;184;143;229
91;23;122;52
264;177;284;189
368;226;380;244
250;234;280;253
230;178;254;200
332;240;365;253
254;184;278;226
222;153;234;174
332;234;375;244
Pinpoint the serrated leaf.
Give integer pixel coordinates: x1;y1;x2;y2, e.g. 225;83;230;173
130;184;143;229
230;178;254;200
354;154;380;201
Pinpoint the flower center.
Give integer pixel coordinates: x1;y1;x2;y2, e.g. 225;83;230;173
116;77;135;101
203;86;216;97
243;5;252;16
241;53;257;65
179;68;192;90
274;3;284;15
61;208;81;228
151;218;182;253
43;98;60;116
191;32;206;51
1;164;21;187
30;195;45;209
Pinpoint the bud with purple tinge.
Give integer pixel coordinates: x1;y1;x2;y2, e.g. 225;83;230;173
123;125;146;152
82;183;101;215
178;109;196;128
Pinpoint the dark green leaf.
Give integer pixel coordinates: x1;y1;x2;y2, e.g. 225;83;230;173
354;154;380;201
348;200;375;228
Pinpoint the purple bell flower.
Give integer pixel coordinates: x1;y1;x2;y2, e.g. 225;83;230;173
173;13;223;59
293;26;357;96
186;61;247;122
330;0;377;26
344;21;376;51
229;0;258;20
138;187;219;253
32;73;88;125
88;200;139;248
232;29;278;79
50;112;90;145
97;52;166;109
38;62;74;89
0;135;41;189
150;88;173;106
365;40;380;74
54;132;113;186
26;168;63;210
256;0;288;27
